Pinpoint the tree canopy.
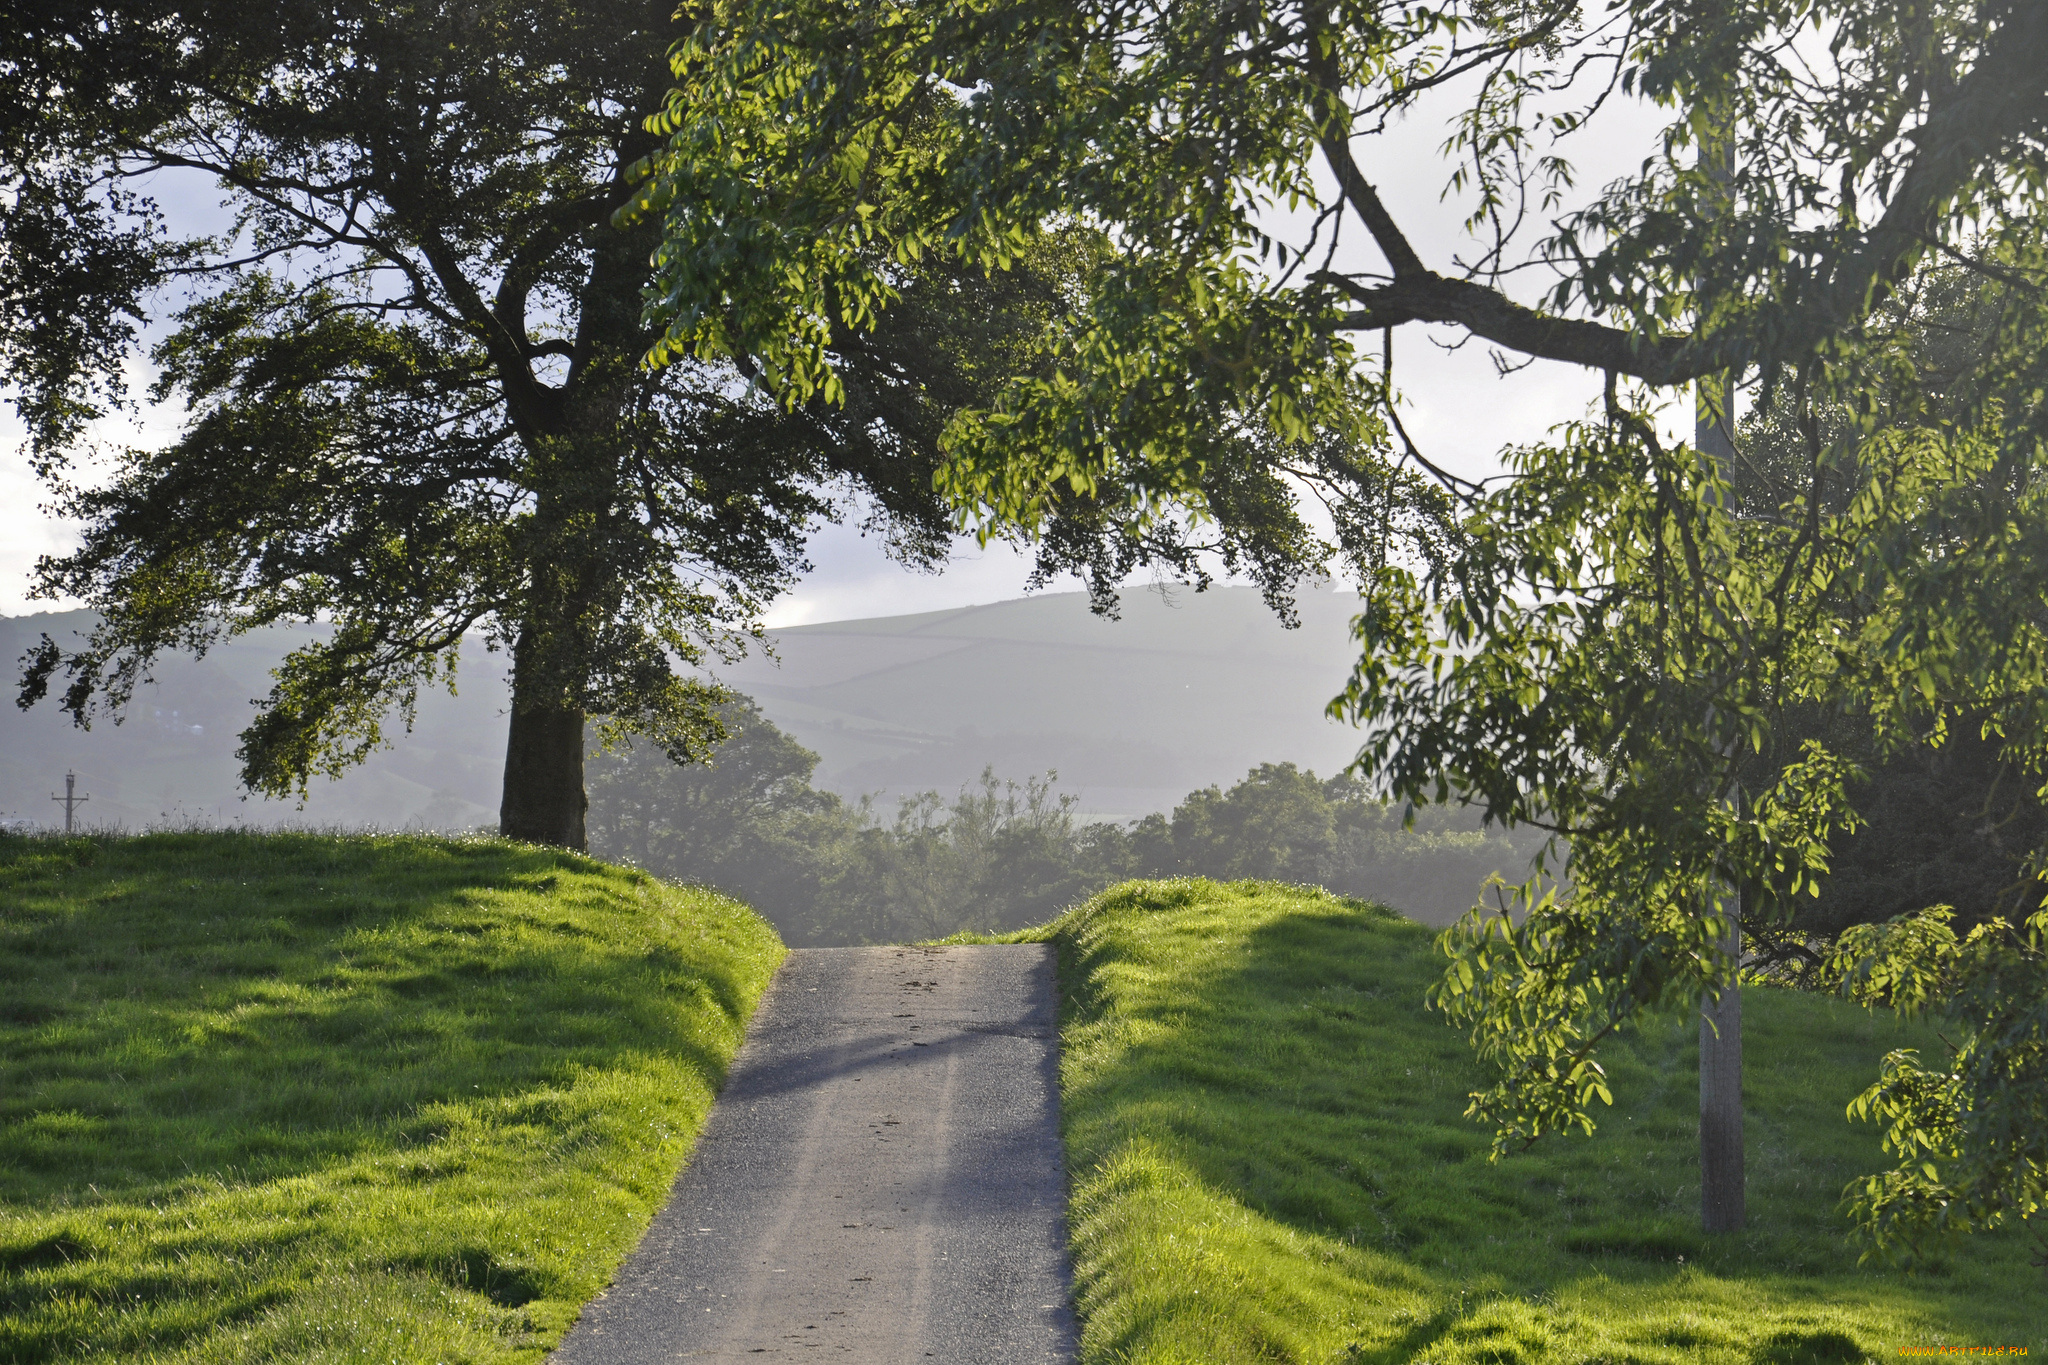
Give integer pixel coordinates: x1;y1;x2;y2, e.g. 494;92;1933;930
632;0;2048;1255
628;0;2048;492
3;0;1076;848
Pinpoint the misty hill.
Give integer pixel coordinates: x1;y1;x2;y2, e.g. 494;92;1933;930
711;586;1369;818
1;587;1370;830
0;612;509;830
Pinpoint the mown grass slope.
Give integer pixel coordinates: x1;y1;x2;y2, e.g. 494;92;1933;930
0;831;783;1363
1011;879;2042;1364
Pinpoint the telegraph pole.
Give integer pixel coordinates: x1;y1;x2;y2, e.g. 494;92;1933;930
1696;375;1745;1236
1695;122;1745;1235
50;771;89;834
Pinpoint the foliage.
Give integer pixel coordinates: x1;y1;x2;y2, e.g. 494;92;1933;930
0;829;783;1362
995;878;2043;1362
838;770;1102;942
1726;269;2048;976
1365;259;2048;1249
630;0;2048;1244
1827;906;2048;1268
3;1;1078;846
1362;397;1865;1152
585;697;1100;943
629;0;2048;544
586;701;1547;943
1101;762;1550;921
587;693;852;927
1742;716;2048;980
616;0;1528;617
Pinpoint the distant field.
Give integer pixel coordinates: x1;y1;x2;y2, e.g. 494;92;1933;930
0;831;783;1363
1007;880;2044;1364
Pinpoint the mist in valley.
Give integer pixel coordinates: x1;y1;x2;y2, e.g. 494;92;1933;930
2;588;1549;938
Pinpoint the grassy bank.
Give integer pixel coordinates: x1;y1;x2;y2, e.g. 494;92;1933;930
0;831;783;1363
1011;879;2042;1364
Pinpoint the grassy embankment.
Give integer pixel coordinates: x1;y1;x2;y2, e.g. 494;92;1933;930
0;831;783;1363
1002;879;2043;1364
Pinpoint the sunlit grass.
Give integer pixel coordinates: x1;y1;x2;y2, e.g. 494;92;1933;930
0;830;783;1363
1004;879;2043;1364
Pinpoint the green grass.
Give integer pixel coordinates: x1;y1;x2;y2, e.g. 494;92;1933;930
1004;879;2044;1365
0;830;784;1363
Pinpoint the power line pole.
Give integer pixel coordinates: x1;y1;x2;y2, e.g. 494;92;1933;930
1695;120;1745;1236
1696;376;1745;1236
50;771;89;834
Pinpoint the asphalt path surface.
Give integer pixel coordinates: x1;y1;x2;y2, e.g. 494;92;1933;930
550;944;1079;1363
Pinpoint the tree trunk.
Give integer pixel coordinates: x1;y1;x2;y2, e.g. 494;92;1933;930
489;140;662;853
500;628;589;850
1696;367;1745;1233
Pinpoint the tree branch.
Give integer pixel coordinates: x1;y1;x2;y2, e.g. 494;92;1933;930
1298;2;2048;390
1320;271;1692;382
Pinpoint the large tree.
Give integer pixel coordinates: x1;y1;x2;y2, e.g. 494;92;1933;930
627;0;2048;1253
2;0;1070;848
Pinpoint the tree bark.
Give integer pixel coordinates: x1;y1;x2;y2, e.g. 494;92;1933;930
487;140;660;853
500;628;590;849
501;694;588;848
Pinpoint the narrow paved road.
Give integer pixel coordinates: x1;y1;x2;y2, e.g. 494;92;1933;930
550;944;1079;1364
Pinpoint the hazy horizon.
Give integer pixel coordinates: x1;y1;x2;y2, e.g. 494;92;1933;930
0;585;1374;833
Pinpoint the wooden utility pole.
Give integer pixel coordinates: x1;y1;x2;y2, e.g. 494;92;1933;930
50;770;89;834
1696;370;1745;1235
1691;100;1747;1233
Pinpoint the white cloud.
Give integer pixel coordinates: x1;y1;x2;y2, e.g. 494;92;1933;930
762;523;1040;627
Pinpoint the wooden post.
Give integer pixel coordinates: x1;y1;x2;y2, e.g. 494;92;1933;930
1696;371;1745;1234
1699;888;1745;1232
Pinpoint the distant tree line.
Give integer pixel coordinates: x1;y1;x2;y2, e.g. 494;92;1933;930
585;695;1550;945
588;693;2048;957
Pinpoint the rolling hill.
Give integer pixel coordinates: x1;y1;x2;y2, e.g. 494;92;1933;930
0;587;1370;830
711;586;1369;818
0;613;510;832
0;829;783;1361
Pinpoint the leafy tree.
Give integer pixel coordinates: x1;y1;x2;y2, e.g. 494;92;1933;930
1106;761;1546;916
629;0;2048;1246
3;0;1073;848
628;0;2048;490
1829;906;2048;1269
851;770;1099;940
1162;763;1338;883
589;695;840;871
588;711;1103;943
1744;717;2048;981
586;695;866;939
1728;265;2048;980
1369;254;2048;1257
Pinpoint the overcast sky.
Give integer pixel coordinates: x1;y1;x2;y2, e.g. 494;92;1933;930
1;68;1689;628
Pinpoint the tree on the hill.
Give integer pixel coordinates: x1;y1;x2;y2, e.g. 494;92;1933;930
3;0;1077;849
627;0;2048;1250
